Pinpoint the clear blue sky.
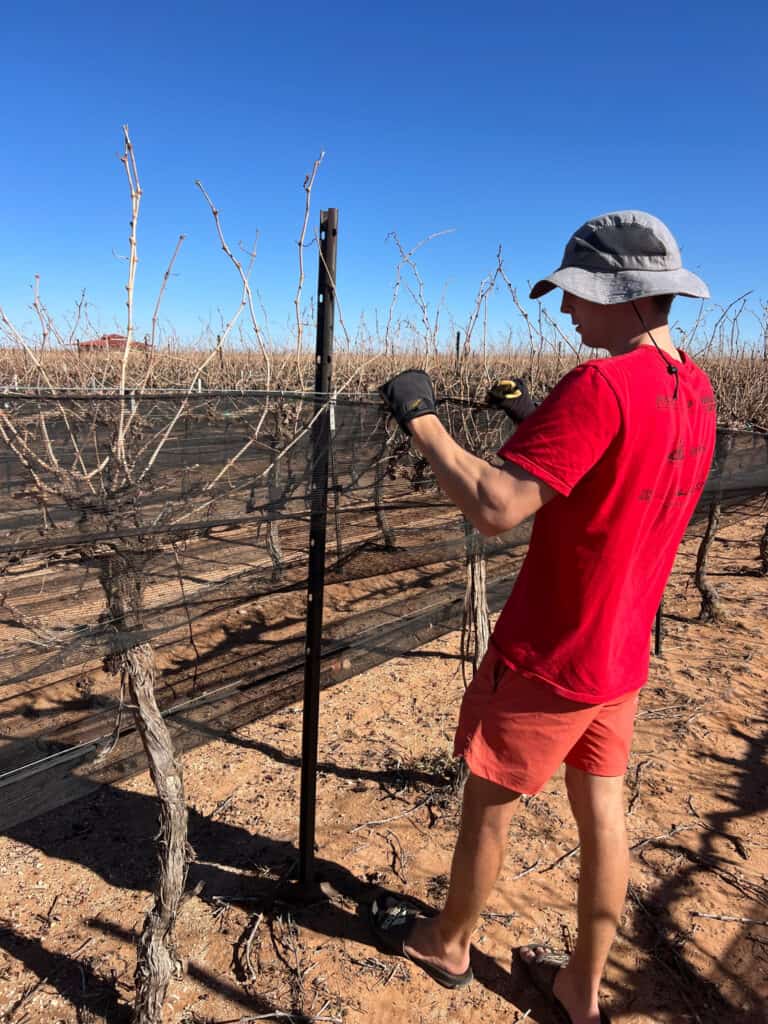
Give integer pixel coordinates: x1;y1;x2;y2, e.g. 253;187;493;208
1;1;766;346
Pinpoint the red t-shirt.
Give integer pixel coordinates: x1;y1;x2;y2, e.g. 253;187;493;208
493;346;716;704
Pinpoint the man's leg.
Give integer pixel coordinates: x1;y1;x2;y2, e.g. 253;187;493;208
550;766;628;1023
404;771;522;973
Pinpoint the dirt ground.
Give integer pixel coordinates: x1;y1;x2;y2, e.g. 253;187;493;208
1;510;767;1024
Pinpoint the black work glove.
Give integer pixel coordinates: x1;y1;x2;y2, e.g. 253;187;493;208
379;369;437;435
486;378;537;424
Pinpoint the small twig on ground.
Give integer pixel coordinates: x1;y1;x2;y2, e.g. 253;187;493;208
70;938;94;959
538;845;580;873
636;701;703;720
213;1014;343;1024
210;791;238;820
690;912;768;925
376;829;408;884
382;961;402;986
35;894;61;932
480;911;518;924
510;859;541;880
343;950;409;987
209;896;232;924
630;823;703;852
349;792;434;832
628;758;654;814
243;913;264;983
269;914;309;1013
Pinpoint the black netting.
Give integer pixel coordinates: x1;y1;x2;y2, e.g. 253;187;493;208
0;389;765;828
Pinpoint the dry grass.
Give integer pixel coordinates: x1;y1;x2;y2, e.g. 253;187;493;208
1;338;766;429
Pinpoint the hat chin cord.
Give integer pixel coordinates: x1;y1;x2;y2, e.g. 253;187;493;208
631;302;679;400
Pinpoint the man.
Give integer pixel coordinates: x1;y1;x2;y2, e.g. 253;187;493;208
372;211;716;1024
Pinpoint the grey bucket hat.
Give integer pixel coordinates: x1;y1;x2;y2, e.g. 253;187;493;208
529;210;710;305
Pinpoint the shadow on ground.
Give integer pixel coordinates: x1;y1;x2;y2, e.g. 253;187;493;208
4;700;767;1023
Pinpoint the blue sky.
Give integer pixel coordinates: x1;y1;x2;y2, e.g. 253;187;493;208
1;1;765;347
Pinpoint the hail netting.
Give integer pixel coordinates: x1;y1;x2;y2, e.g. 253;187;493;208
0;390;766;828
0;390;523;826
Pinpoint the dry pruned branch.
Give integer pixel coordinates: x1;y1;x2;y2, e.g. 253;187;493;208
295;152;325;382
463;249;501;360
195;179;272;388
151;234;186;350
385;229;455;360
117;124;142;461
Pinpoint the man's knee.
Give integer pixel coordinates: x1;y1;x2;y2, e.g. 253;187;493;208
565;765;626;831
461;772;522;833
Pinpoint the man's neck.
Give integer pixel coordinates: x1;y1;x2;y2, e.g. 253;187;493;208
607;325;681;361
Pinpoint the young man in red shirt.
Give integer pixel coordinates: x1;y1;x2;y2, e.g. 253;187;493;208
373;211;716;1024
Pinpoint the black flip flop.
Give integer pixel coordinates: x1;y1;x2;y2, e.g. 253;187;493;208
516;944;612;1023
369;895;474;990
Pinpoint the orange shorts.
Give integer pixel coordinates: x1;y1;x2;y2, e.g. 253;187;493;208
453;648;639;795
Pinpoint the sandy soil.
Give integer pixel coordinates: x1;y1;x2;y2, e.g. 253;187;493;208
0;509;767;1024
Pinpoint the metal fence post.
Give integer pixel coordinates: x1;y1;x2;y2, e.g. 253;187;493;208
299;208;338;885
654;597;664;656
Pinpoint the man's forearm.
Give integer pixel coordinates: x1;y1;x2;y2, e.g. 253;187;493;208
408;416;495;531
408;415;551;535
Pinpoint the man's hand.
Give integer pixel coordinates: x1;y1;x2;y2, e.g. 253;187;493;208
486;378;537;424
379;369;437;435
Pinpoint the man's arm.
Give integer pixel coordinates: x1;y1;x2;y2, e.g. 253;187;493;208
409;415;555;536
380;364;620;532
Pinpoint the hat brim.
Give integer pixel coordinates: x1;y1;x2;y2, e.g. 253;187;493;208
529;266;710;304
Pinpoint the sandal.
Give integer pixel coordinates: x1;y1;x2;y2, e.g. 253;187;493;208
516;944;612;1023
369;895;474;990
